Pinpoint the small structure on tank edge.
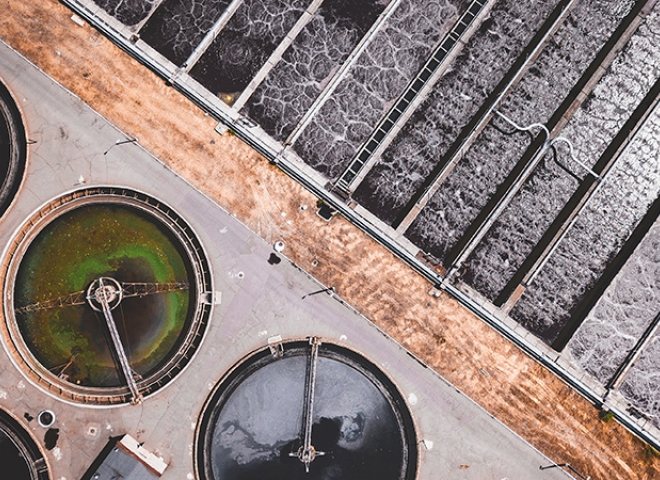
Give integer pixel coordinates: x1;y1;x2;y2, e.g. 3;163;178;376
83;434;167;480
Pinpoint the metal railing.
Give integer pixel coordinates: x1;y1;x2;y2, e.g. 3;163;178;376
334;0;489;193
540;462;590;479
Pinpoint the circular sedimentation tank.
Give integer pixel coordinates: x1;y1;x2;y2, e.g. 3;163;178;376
0;409;49;480
196;339;418;480
2;187;212;405
0;80;26;218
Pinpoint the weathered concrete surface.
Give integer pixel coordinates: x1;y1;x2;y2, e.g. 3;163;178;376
0;1;657;478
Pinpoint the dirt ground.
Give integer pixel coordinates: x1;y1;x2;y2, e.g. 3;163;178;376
1;1;658;478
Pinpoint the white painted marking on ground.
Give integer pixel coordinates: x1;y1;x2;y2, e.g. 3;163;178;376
228;270;245;279
408;393;418;405
213;291;223;305
423;439;434;450
70;14;85;27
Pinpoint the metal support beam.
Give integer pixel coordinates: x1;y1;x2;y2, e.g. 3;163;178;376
134;0;166;33
334;0;491;194
121;281;189;298
181;0;245;73
15;282;188;314
97;279;143;404
607;313;660;392
290;337;324;472
393;0;577;232
284;0;406;146
232;0;326;111
15;290;87;315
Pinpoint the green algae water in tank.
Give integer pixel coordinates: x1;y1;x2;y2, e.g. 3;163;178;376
4;188;211;405
196;339;417;480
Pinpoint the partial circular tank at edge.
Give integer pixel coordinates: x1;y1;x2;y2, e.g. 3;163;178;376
0;409;48;480
197;340;418;480
0;79;26;218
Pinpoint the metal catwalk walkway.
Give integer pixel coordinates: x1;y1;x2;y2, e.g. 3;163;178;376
333;0;489;193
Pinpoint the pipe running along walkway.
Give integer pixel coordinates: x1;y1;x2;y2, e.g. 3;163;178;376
440;111;601;284
497;77;660;312
392;0;578;232
435;0;653;279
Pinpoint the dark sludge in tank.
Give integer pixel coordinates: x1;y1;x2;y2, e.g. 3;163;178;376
0;410;48;480
197;339;417;480
0;431;30;479
6;189;211;403
92;0;158;27
0;79;26;218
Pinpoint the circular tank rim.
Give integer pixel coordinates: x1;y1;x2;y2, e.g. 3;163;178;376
0;79;27;220
194;338;419;480
1;186;214;407
0;408;50;480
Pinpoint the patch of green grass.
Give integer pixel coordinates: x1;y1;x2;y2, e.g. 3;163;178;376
643;444;659;460
598;409;615;422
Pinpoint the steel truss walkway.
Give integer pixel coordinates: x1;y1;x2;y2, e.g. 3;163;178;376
333;0;489;193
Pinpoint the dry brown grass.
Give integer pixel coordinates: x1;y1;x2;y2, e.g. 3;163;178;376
1;1;658;478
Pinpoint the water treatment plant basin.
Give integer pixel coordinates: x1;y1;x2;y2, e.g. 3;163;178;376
2;187;212;405
0;79;25;218
0;410;48;480
196;338;417;480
